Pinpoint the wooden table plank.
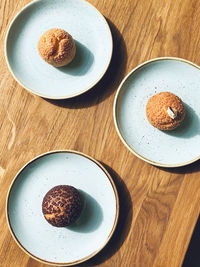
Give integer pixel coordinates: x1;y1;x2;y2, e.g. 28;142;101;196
0;0;200;266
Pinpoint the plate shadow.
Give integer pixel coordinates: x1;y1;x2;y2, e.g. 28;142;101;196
182;215;200;267
157;159;200;174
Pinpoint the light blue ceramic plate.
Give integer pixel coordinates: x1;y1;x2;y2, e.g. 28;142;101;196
5;0;112;99
114;57;200;167
6;150;119;266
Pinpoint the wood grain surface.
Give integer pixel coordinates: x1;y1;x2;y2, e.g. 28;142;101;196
0;0;200;266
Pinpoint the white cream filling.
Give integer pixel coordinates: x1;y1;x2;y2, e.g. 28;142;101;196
167;107;177;119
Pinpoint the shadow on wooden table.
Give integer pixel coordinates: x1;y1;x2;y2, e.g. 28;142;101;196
182;215;200;267
158;159;200;174
45;18;127;109
73;163;133;267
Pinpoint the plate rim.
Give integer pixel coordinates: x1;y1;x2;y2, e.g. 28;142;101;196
113;56;200;168
6;149;119;266
4;0;113;100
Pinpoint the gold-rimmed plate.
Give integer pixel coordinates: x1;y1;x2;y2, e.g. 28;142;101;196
5;0;112;99
114;57;200;167
6;150;119;266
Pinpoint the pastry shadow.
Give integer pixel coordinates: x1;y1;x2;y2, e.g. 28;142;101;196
45;18;127;108
66;190;103;233
75;163;133;267
164;103;200;139
58;40;94;76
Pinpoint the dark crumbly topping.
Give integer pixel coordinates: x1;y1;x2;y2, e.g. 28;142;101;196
42;185;83;227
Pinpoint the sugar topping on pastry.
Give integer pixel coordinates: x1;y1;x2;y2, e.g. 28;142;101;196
38;28;76;67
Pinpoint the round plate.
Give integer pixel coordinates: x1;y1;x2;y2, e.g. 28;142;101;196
114;57;200;167
5;0;112;99
6;150;119;266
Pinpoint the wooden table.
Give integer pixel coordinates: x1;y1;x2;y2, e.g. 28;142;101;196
0;0;200;266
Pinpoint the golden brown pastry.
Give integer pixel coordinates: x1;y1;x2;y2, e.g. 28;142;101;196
146;92;185;130
42;185;83;227
38;28;76;67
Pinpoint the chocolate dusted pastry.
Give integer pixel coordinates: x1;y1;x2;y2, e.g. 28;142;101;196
42;185;83;227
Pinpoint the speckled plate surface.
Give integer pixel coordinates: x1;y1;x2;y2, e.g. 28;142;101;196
6;151;119;266
114;57;200;167
5;0;112;99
